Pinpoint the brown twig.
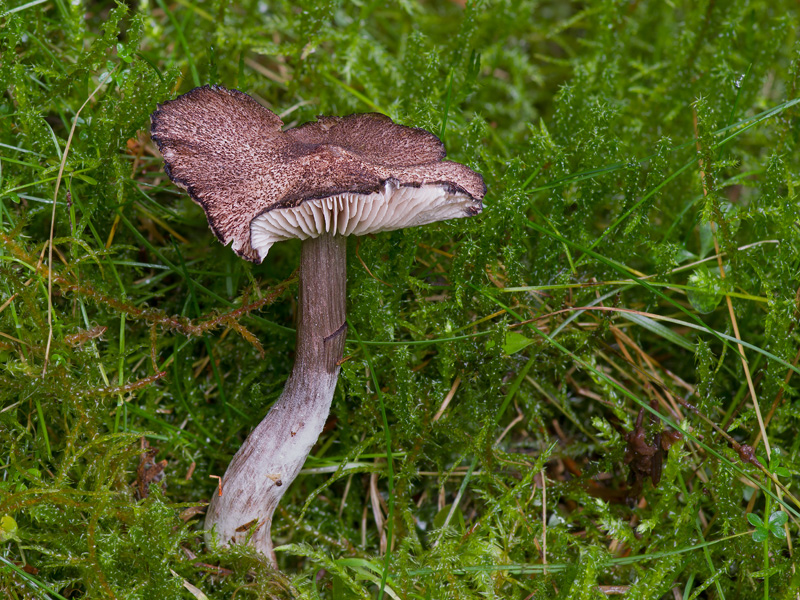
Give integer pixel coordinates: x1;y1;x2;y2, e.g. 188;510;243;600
355;237;392;287
433;375;461;421
0;229;291;355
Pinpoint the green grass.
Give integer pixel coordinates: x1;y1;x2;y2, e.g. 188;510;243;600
1;0;800;598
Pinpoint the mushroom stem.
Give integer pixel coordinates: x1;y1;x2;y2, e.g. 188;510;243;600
205;233;347;565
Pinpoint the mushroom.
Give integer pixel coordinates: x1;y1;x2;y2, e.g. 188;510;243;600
150;85;485;564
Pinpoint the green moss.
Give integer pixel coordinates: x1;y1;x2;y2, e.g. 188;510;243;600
1;0;799;597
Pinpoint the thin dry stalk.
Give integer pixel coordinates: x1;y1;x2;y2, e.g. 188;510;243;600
355;237;393;287
609;326;685;421
370;470;387;554
44;73;111;375
692;108;771;459
495;402;524;445
753;345;800;447
433;375;462;421
542;469;547;574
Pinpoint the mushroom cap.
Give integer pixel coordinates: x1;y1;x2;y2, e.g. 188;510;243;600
150;85;485;262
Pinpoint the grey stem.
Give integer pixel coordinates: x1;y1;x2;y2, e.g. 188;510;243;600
205;233;347;566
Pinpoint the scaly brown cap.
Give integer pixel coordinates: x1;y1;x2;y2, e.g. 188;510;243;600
151;85;485;262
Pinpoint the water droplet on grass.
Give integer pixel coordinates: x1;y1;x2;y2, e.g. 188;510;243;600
687;268;723;314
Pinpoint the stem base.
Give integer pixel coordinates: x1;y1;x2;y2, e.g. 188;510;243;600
205;234;347;565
